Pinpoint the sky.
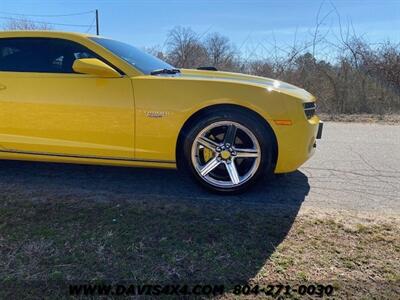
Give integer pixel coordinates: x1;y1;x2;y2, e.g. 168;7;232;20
1;0;399;58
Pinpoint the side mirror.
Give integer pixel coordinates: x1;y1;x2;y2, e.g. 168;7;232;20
72;58;121;78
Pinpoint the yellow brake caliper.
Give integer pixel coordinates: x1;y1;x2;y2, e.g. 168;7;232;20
203;147;214;162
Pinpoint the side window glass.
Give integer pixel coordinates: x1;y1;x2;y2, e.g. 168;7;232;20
0;38;98;73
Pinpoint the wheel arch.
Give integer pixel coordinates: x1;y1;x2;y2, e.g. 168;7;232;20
175;103;278;169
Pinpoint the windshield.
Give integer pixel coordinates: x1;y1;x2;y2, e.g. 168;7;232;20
91;37;174;75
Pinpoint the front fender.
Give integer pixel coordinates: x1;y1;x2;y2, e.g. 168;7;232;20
132;76;295;162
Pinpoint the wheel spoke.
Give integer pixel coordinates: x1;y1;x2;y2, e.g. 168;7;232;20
223;124;237;145
200;157;221;176
197;136;219;151
225;161;240;185
234;148;259;158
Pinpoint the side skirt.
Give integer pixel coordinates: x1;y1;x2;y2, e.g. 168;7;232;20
0;149;177;169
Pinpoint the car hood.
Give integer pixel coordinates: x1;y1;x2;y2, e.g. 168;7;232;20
180;69;315;102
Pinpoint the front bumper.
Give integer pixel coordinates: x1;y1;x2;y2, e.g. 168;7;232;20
316;121;323;139
274;115;321;173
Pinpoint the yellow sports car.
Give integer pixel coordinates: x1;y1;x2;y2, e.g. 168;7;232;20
0;31;322;193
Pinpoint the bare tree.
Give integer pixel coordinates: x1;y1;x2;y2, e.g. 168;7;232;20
3;18;53;30
143;45;167;60
166;26;207;68
247;60;274;78
160;23;400;114
204;32;236;70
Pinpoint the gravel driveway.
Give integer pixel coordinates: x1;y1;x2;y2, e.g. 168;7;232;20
0;122;398;215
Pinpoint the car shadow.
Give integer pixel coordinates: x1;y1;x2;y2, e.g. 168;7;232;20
0;161;309;290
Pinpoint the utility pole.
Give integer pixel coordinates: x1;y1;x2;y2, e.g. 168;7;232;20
95;9;99;35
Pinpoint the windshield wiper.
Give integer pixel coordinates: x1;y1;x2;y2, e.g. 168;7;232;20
150;68;181;75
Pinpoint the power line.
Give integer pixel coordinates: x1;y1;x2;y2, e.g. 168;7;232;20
85;17;96;33
0;9;100;33
0;16;92;28
0;10;95;18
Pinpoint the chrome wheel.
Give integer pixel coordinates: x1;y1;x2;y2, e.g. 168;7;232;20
191;121;261;188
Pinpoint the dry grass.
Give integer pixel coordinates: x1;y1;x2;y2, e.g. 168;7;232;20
0;196;398;299
319;113;400;124
228;215;400;299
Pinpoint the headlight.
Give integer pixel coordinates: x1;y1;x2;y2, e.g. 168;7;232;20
303;102;316;119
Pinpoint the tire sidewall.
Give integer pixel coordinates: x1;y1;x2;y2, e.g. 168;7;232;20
179;109;274;194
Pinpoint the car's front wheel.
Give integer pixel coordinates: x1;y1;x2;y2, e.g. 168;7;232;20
179;108;275;194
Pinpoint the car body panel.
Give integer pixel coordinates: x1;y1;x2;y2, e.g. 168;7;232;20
0;31;320;173
0;71;135;159
180;68;316;102
132;69;319;172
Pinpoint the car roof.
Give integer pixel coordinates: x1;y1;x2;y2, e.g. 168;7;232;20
0;31;97;39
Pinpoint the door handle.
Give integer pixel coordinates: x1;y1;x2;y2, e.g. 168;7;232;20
0;84;6;91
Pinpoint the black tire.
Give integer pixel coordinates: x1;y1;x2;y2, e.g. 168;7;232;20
178;107;275;194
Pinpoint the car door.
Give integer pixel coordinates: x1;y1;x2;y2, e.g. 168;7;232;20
0;37;135;160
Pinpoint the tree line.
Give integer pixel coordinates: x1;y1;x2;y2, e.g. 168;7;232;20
148;26;400;115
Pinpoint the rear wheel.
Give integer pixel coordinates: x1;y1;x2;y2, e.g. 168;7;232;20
179;108;275;194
